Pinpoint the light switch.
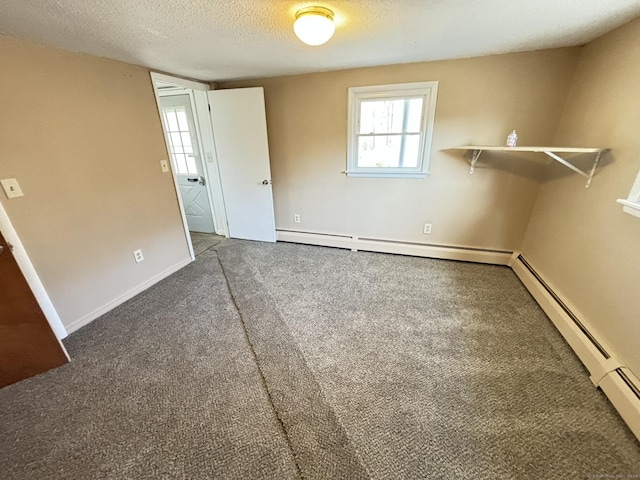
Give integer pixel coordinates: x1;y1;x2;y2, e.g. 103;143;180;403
1;178;24;199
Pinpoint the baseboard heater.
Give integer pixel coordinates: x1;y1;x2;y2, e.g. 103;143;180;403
515;255;610;359
276;230;513;265
511;253;640;440
276;230;640;440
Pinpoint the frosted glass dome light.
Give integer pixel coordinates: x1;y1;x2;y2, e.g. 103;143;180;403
294;7;335;46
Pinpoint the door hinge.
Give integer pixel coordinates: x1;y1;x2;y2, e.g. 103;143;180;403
208;104;211;112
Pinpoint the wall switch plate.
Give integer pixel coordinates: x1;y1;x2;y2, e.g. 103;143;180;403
1;178;24;199
423;223;432;234
160;160;169;173
293;214;301;224
133;249;144;263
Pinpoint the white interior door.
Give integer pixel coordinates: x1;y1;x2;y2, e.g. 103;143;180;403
160;94;215;234
208;87;276;242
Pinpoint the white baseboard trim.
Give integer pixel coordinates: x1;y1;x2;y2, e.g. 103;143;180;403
64;257;192;335
511;253;640;440
276;230;513;266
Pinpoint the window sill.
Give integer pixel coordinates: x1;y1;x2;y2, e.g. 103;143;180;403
616;198;640;218
346;171;429;179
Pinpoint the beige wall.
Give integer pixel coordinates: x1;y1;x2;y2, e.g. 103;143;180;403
522;18;640;375
0;35;190;330
220;49;580;250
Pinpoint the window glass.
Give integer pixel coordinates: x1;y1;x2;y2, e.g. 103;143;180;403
161;106;199;175
348;83;437;177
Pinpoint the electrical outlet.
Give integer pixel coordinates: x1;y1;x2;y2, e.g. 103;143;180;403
423;223;432;235
133;249;144;263
160;159;169;172
294;213;301;224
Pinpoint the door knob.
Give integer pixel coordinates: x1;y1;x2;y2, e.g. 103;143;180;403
262;179;272;185
0;245;3;255
188;176;206;186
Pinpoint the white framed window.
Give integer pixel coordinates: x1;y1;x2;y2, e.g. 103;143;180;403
347;81;438;178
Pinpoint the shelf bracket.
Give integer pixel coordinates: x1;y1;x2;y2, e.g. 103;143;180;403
469;149;482;174
542;150;602;188
586;151;602;189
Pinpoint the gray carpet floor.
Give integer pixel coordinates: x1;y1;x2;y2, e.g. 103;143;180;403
1;239;639;479
189;231;224;256
0;244;298;480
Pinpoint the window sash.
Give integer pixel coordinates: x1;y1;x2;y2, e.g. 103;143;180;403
356;133;422;169
354;95;428;170
347;82;438;178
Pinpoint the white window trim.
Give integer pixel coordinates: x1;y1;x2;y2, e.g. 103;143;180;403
347;81;438;178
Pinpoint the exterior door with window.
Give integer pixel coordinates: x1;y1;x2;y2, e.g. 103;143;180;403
160;94;215;233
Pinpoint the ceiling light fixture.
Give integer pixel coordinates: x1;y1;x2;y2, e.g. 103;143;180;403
293;6;335;46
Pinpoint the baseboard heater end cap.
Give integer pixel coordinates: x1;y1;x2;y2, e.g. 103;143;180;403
598;369;640;441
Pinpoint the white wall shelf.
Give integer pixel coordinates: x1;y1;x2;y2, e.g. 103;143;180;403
451;146;608;188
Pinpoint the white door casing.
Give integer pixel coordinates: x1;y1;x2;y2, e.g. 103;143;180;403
159;94;215;234
0;201;68;341
208;87;276;242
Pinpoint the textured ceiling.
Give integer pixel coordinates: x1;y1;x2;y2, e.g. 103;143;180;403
1;0;639;81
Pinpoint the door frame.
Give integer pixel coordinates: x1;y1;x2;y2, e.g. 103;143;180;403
150;72;229;259
0;201;69;347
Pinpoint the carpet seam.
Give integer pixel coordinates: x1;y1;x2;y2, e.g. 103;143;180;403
195;244;217;257
214;251;305;480
232;247;374;475
194;239;223;258
216;243;372;479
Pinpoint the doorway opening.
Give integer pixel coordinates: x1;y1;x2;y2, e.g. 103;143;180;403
150;73;229;258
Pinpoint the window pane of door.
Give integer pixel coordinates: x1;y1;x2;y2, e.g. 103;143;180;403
164;110;179;131
176;110;189;131
186;155;197;173
162;105;199;175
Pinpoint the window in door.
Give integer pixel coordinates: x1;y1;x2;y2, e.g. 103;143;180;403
161;107;198;175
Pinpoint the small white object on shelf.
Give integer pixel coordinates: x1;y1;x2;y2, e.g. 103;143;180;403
506;130;518;147
450;145;608;188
